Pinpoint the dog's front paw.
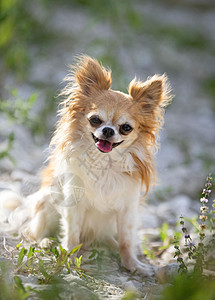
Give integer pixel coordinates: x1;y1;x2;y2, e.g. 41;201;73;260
122;258;154;277
39;238;53;249
134;261;154;277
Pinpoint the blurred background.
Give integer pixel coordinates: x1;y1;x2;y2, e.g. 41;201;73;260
0;0;215;203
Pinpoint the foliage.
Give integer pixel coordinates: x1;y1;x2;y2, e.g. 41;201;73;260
0;132;15;165
0;90;46;135
159;222;170;250
0;90;46;164
0;0;55;80
0;267;29;300
173;175;215;276
0;242;86;299
88;248;104;270
158;175;215;299
142;222;181;261
159;273;215;300
142;239;156;260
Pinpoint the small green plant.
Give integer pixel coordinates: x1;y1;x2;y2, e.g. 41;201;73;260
159;272;215;300
142;238;156;260
173;236;188;274
174;174;215;276
159;222;170;250
0;132;15;164
17;243;83;278
89;249;105;270
0;90;37;165
0;89;51;162
0;90;39;132
0;264;30;300
1;240;112;299
210;199;215;235
159;175;215;300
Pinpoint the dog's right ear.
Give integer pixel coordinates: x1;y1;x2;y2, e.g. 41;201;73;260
128;75;171;111
74;56;112;96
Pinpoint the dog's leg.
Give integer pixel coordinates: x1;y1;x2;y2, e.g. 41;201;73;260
59;172;85;251
60;206;84;251
117;201;154;277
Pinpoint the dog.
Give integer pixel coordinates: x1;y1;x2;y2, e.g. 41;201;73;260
0;55;172;276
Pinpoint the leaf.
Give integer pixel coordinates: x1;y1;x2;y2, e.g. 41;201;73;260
11;89;18;97
65;260;71;274
74;255;82;269
14;276;29;299
0;132;15;163
27;246;35;268
59;244;64;253
38;260;50;279
14;275;25;288
159;222;169;242
16;241;23;250
34;249;42;253
98;250;104;260
0;19;13;46
88;249;97;260
68;244;82;256
52;247;59;258
28;92;37;105
48;237;58;241
8;132;14;148
131;269;137;276
17;247;27;266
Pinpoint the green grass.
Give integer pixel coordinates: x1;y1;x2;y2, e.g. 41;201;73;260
202;77;215;113
0;242;92;299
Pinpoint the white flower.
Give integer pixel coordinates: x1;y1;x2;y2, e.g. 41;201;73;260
200;197;208;203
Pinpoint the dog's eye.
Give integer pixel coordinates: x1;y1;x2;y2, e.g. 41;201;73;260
89;116;102;127
119;124;133;135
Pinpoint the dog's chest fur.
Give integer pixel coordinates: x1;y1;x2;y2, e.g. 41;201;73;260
55;147;138;212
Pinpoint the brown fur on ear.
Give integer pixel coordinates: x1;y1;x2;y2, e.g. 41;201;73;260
128;74;172;143
74;55;111;95
128;74;171;110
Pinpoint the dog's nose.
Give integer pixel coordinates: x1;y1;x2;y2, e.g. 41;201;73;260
102;127;115;139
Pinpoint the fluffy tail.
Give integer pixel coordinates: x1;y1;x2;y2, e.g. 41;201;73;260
0;188;60;245
0;190;29;234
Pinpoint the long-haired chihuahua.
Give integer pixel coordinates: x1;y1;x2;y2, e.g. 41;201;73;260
0;56;172;276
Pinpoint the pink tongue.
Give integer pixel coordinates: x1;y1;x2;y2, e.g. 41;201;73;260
96;139;112;152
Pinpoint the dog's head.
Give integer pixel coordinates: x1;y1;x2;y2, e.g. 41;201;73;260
53;56;172;190
58;56;171;151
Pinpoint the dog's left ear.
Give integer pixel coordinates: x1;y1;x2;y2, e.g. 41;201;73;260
75;56;112;96
128;75;171;111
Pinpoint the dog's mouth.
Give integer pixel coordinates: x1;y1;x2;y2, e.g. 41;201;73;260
91;133;124;153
